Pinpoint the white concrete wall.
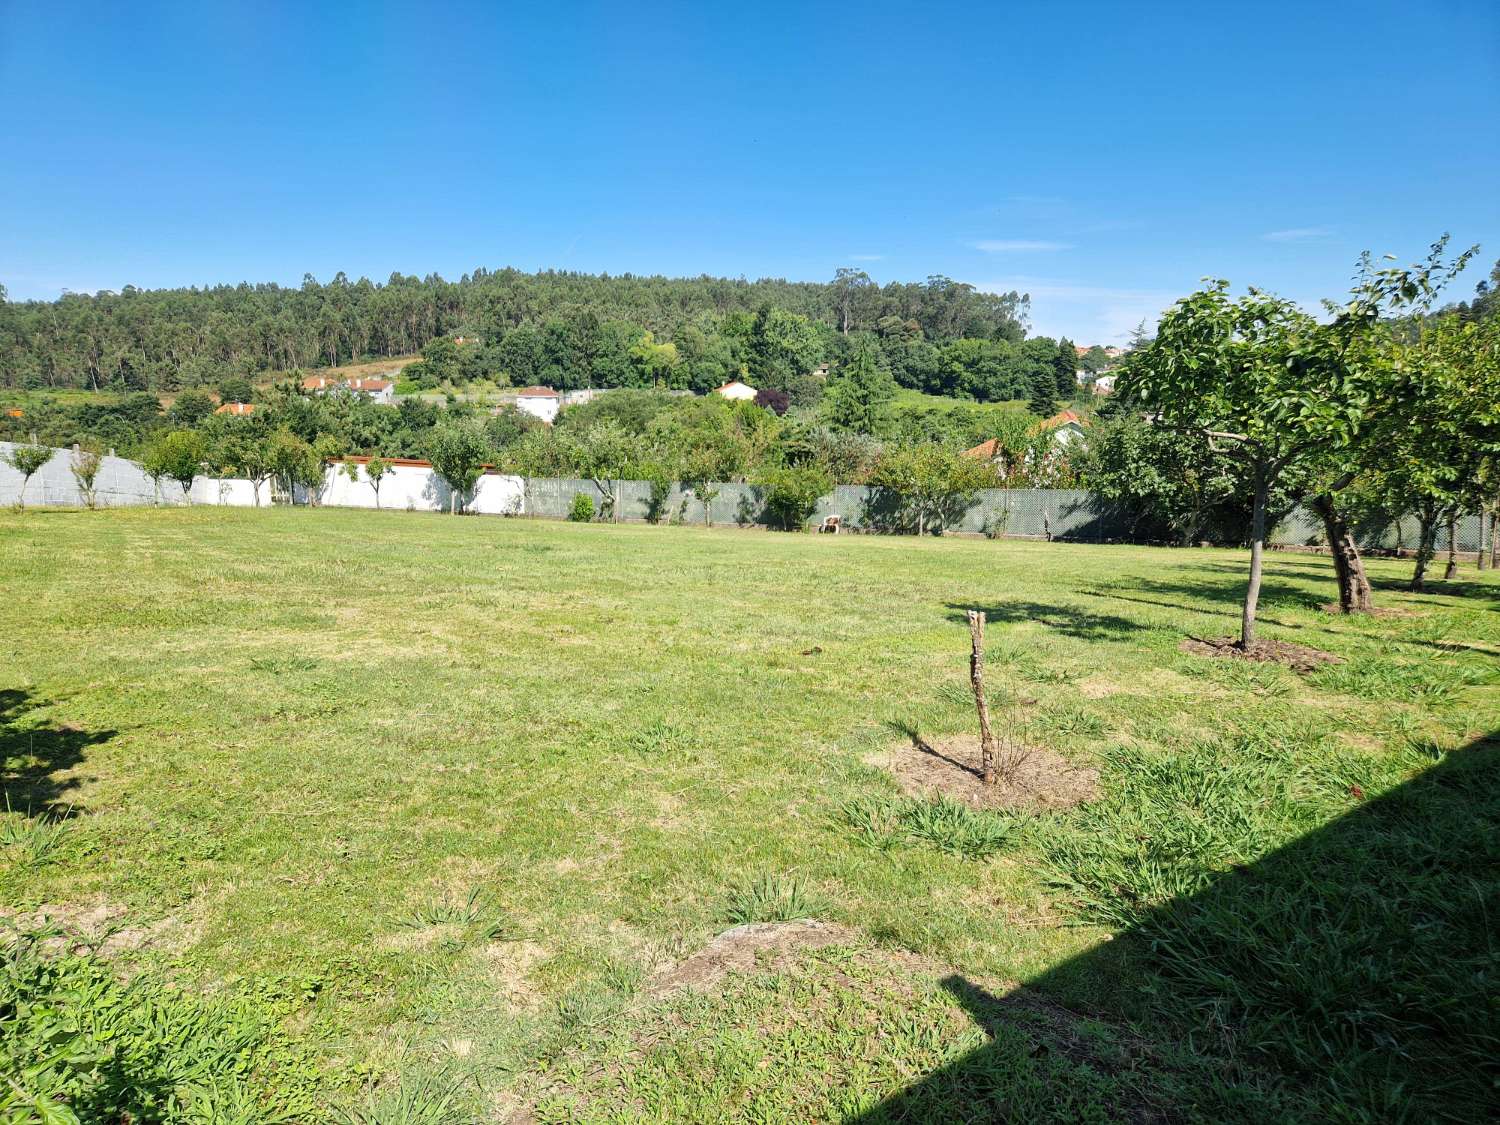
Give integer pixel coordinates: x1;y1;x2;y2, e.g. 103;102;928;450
321;462;524;514
190;476;274;506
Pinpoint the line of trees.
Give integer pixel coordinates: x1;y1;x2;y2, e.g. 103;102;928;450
1086;243;1499;648
0;269;1043;396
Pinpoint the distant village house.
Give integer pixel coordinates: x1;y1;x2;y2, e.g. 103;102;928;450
715;380;757;402
515;385;561;424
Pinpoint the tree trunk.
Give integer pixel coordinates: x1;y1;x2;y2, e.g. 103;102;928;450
967;610;997;786
1310;493;1374;613
1478;508;1489;571
1482;501;1494;573
1410;505;1437;592
1443;512;1459;580
1241;467;1268;650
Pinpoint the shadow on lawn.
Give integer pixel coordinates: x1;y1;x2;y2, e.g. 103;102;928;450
1;689;116;816
852;730;1500;1122
943;601;1149;642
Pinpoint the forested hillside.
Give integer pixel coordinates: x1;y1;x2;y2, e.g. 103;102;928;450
0;268;1062;402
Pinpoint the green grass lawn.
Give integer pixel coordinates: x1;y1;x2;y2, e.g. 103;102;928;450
2;508;1497;1122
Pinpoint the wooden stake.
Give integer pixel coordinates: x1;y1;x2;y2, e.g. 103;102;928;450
967;610;997;786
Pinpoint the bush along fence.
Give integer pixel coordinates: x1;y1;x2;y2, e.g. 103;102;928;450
1;441;1487;552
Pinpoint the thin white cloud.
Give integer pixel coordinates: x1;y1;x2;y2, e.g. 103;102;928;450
970;275;1180;344
974;239;1073;253
1261;227;1333;243
848;254;883;261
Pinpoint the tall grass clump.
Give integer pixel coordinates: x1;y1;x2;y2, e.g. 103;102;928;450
840;795;1017;860
722;874;827;924
0;928;327;1123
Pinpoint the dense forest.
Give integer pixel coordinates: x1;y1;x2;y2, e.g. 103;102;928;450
0;268;1067;403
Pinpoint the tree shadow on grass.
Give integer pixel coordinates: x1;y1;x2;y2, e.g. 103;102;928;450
943;602;1150;642
852;730;1500;1122
1;689;117;816
880;719;980;779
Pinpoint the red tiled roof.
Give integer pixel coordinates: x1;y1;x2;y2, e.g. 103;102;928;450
1036;409;1088;431
962;438;1001;460
516;386;559;397
215;402;256;416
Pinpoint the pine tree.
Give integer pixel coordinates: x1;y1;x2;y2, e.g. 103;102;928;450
826;343;895;433
1054;338;1078;398
1028;370;1057;419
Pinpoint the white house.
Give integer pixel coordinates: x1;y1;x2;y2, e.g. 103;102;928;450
302;374;396;404
515;386;561;424
1093;373;1118;395
715;380;757;402
346;377;395;405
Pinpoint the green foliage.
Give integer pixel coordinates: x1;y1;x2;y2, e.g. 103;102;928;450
628;332;680;389
1078;413;1243;543
0;932;326;1123
167;388;216;427
757;465;831;531
722;874;827;924
2;443;54;510
824;344;895;433
339;1071;475;1125
840;795;1016;859
217;377;255;405
637;462;673;524
567;493;595;522
141;430;206;500
866;443;995;534
424;420;490;512
266;430;322;504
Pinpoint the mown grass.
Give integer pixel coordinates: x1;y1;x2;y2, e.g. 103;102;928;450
2;506;1497;1121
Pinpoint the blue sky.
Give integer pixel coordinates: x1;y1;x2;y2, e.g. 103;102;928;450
2;0;1497;343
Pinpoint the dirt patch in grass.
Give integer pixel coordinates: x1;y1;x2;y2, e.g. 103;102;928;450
1180;635;1343;674
881;734;1100;811
0;899;190;957
644;920;856;998
478;938;548;1010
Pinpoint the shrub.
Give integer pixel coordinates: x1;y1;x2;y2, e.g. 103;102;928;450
758;465;832;531
568;493;595;522
982;504;1011;540
639;463;674;524
69;445;104;509
865;444;996;535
